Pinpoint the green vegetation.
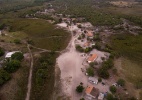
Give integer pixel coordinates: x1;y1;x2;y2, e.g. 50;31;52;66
80;98;85;100
98;67;109;79
0;47;4;57
54;0;121;26
89;62;95;68
86;67;94;77
1;19;70;51
11;52;24;61
76;83;84;93
117;79;125;87
31;52;57;100
0;69;11;86
109;86;117;94
106;93;117;100
98;77;102;82
14;39;21;44
4;60;21;73
97;58;114;79
75;45;84;52
110;34;142;62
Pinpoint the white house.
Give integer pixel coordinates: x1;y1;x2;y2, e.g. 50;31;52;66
5;51;20;58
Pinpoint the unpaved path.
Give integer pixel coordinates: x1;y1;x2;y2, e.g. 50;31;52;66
25;44;34;100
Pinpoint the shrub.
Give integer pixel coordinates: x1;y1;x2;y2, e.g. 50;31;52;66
110;86;117;93
11;52;24;61
75;45;84;52
95;42;101;50
36;69;48;85
106;93;115;100
84;47;92;53
87;67;94;76
89;62;95;67
76;84;84;93
0;48;4;57
98;77;102;82
117;79;125;87
4;60;21;73
14;39;21;44
0;69;11;86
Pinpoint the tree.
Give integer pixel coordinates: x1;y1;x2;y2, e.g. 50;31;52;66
102;58;114;70
110;86;117;93
0;69;11;86
117;79;125;87
98;68;110;79
0;48;4;57
98;77;102;82
87;67;94;76
75;45;84;52
11;52;24;61
36;69;48;85
4;60;21;73
76;84;84;93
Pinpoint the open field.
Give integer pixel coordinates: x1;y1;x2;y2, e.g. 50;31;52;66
1;18;71;51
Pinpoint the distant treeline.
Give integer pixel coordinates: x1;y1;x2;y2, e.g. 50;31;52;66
0;0;54;14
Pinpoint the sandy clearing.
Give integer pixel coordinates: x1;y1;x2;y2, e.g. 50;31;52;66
56;25;89;99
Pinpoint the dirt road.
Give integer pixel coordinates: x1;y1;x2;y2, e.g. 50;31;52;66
25;44;34;100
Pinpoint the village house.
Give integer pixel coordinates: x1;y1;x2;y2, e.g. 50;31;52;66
83;42;90;48
87;54;98;63
85;85;99;99
86;30;94;39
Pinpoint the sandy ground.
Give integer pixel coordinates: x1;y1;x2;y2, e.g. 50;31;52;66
56;30;88;99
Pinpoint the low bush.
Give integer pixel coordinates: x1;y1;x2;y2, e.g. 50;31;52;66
11;52;24;61
110;86;117;93
0;47;4;57
0;69;11;86
87;67;94;76
4;60;21;73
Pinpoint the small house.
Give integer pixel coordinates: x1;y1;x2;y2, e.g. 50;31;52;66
87;54;98;63
85;85;99;99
